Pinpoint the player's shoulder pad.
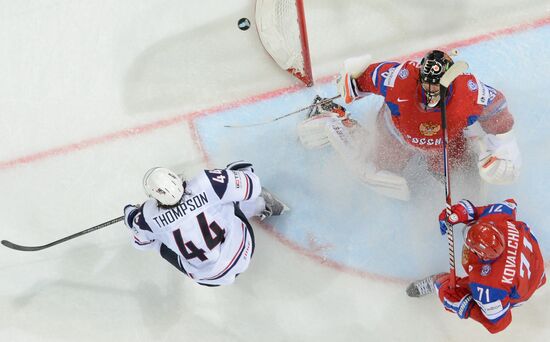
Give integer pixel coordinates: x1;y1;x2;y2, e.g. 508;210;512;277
381;61;415;88
203;169;230;199
479;200;517;219
460;74;499;107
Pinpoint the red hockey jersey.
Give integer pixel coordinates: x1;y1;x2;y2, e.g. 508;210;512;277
354;61;513;161
460;199;546;333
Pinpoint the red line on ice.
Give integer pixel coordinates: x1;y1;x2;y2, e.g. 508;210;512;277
1;16;548;171
1;17;549;278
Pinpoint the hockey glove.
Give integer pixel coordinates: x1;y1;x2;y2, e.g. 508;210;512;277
477;131;521;185
124;204;140;233
336;54;372;104
438;200;476;235
226;160;254;173
297;99;354;149
124;204;160;251
337;72;360;104
435;274;474;319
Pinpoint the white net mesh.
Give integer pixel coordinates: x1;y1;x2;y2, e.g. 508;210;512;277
255;0;311;85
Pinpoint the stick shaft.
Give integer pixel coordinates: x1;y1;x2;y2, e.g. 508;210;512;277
440;85;456;289
224;95;341;128
1;216;124;252
439;61;468;289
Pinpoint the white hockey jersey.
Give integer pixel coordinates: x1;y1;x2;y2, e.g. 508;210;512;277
126;168;262;285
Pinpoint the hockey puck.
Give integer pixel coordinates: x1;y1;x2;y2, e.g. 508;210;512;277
238;18;251;31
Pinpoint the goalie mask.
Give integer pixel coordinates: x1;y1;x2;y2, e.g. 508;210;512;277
463;221;505;261
143;167;185;206
419;50;454;108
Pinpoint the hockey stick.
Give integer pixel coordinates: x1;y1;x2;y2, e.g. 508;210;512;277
223;95;341;128
439;61;469;289
1;216;124;252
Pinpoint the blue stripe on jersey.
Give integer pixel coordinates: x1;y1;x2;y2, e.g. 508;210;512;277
483;83;498;106
386;101;400;116
245;174;253;200
379;82;389;97
467;115;479;126
371;63;386;88
488;303;511;323
509;286;520;299
373;62;398;95
469;282;508;303
529;231;538;243
479;202;515;218
136;207;153;232
134;238;154;246
205;225;248;281
469;282;509;323
206;169;229;199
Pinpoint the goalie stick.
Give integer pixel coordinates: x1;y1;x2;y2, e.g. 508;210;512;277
1;216;124;252
439;61;469;289
405;61;468;297
224;95;341;128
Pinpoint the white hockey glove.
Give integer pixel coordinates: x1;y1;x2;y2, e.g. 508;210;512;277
476;130;521;185
336;54;372;104
124;204;140;234
297;98;355;149
124;204;160;251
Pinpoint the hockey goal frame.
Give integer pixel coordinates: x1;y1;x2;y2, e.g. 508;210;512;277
255;0;314;86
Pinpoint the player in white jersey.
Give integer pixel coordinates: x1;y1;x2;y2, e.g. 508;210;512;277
123;161;288;286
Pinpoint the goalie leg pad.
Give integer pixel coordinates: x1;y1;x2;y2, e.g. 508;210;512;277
360;167;411;201
326;119;410;201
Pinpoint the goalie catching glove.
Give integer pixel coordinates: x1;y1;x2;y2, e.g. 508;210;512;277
476;130;521;185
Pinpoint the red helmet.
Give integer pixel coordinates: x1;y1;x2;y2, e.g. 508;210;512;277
464;221;505;260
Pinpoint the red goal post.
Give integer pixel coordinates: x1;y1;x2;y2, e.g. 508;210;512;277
255;0;314;86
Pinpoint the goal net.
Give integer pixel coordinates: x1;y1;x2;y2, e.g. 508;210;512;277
255;0;313;86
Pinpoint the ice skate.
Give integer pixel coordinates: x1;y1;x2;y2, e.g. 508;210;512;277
259;187;289;220
406;273;446;297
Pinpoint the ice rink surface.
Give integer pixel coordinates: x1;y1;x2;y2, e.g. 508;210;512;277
1;1;549;341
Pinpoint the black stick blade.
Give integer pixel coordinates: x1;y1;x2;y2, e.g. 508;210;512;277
1;215;124;252
1;240;47;252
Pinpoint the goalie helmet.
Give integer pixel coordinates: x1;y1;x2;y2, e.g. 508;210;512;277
143;167;184;206
419;50;454;108
463;221;505;260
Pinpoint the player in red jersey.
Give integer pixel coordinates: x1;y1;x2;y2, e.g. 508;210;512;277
297;51;521;200
407;199;546;333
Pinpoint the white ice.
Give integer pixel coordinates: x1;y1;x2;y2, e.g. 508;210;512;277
1;1;549;341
